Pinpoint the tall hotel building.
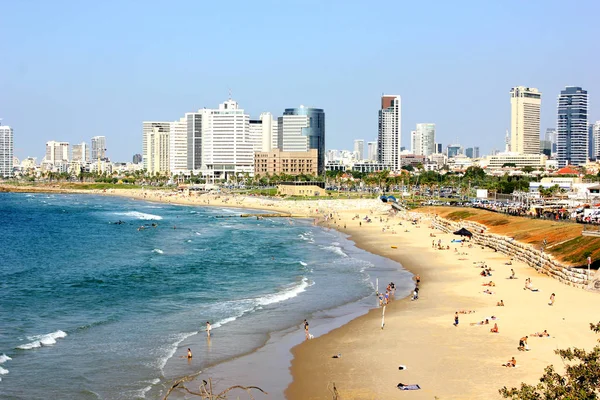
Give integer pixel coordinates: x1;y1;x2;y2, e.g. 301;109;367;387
510;86;541;154
169;117;188;174
378;95;401;170
557;86;588;167
0;125;14;178
143;122;170;172
91;136;107;161
277;106;325;174
414;123;436;156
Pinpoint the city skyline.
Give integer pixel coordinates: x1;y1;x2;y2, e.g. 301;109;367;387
1;1;600;161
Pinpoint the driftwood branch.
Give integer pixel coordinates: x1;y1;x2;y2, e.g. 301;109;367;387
163;377;267;399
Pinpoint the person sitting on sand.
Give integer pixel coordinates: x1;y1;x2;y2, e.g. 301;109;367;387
490;323;499;333
502;357;517;367
531;330;550;337
505;260;513;265
483;281;496;287
497;300;504;306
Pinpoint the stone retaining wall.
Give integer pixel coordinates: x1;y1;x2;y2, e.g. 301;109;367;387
430;216;594;290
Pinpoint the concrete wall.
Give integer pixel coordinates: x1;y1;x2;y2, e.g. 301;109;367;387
431;216;595;290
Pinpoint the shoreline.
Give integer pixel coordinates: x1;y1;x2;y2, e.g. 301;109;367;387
4;186;599;398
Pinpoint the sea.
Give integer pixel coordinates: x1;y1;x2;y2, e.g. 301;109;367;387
0;193;412;399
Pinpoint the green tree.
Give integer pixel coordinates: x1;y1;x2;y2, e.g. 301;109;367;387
500;322;600;399
521;166;535;174
502;163;517;168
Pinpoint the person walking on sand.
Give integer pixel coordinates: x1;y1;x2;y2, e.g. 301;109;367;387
206;321;212;337
454;312;459;327
303;319;310;340
549;293;555;306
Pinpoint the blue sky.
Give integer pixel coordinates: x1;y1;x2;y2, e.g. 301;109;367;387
1;0;599;162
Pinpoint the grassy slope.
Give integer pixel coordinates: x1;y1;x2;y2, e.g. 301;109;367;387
420;206;600;268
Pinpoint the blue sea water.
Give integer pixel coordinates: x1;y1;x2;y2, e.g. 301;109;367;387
0;193;411;399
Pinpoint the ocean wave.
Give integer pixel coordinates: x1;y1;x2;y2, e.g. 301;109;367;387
152;249;164;254
255;277;312;307
113;211;163;220
159;332;197;371
0;354;11;364
0;366;8;375
17;330;67;350
195;232;202;236
299;261;308;266
186;240;192;243
211;316;239;329
320;245;348;258
135;378;161;398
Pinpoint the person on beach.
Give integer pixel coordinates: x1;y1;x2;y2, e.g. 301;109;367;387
490;323;499;333
510;269;516;279
549;293;555;306
206;321;211;337
454;312;459;326
531;330;550;337
304;319;310;339
187;348;193;359
415;275;420;286
497;300;504;306
518;336;529;351
502;357;516;367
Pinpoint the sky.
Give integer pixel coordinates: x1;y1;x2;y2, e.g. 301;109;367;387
1;0;599;162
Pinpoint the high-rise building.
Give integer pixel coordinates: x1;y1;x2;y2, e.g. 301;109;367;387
557;86;588;167
465;147;474;158
249;112;277;153
589;124;595;160
474;147;480;158
91;136;106;161
354;139;365;160
278;106;325;174
378;95;401;170
45;141;70;164
593;122;600;161
133;154;142;164
0;125;14;178
147;126;170;174
447;144;462;158
185;99;254;180
169;117;188;174
367;141;377;161
414;123;435;156
510;86;541;154
143;122;170;171
72;142;90;163
545;128;557;155
435;143;443;154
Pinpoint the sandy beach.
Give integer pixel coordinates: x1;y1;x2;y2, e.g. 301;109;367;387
3;185;599;398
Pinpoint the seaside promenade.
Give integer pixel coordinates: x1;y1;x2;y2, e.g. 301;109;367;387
3;185;599;398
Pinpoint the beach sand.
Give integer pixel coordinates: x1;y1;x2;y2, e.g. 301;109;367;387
3;185;598;398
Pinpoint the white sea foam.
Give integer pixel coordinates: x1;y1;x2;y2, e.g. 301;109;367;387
18;330;67;350
186;240;192;243
299;261;308;266
255;277;312;307
0;354;11;364
320;245;348;258
114;211;163;220
195;232;202;236
135;378;161;398
152;249;164;254
159;332;197;371
0;367;8;375
211;316;239;329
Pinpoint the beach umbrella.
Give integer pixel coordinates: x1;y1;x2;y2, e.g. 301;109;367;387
380;195;388;203
453;227;473;237
387;195;397;203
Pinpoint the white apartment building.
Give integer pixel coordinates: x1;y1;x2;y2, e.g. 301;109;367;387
147;126;170;174
593;121;600;160
480;152;547;170
91;136;107;161
45;141;70;165
250;112;277;153
410;130;417;153
414;123;435;156
169;117;188;175
378;95;401;170
510;86;541;154
367;141;377;161
0;125;14;177
353;139;364;160
185;99;254;180
72;142;90;163
143;122;170;171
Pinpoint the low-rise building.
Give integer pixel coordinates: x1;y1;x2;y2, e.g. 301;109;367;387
277;181;327;196
254;149;318;177
482;152;546;170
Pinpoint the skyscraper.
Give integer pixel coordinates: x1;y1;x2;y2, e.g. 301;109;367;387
91;136;106;161
435;143;443;154
72;142;90;163
0;124;14;178
474;146;480;158
593;122;600;161
147;126;170;174
169;117;188;174
589;124;595;160
545;128;557;155
557;86;588;167
465;147;474;158
367;141;377;161
510;86;541;154
133;154;142;164
447;144;461;158
45;141;70;164
414;123;435;156
278;106;325;174
143;122;170;171
378;95;401;170
354;139;365;160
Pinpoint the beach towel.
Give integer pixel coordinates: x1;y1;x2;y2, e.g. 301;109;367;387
398;365;407;370
397;384;421;390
